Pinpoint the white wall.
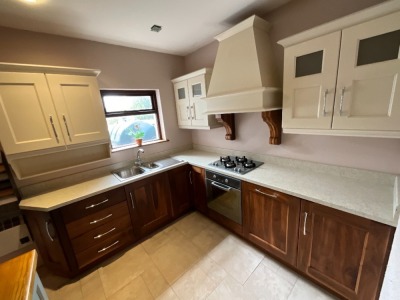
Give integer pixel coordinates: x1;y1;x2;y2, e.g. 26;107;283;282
184;0;400;174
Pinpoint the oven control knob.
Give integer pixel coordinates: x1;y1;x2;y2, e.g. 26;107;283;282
234;167;242;173
213;175;216;179
225;179;228;183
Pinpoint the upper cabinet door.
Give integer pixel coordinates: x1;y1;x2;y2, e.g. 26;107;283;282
333;11;400;131
173;80;191;127
46;74;109;145
282;31;341;129
0;72;64;154
188;74;208;127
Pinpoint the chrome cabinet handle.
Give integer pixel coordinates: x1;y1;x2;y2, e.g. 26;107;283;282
322;89;328;116
90;213;112;225
211;181;231;192
98;240;119;253
85;199;109;209
129;192;135;209
45;220;54;242
255;189;278;198
49;116;59;143
303;212;308;236
62;115;72;142
94;227;116;239
191;105;196;120
189;170;193;185
187;106;191;120
339;87;345;116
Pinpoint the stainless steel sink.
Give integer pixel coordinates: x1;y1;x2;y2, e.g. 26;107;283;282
113;166;145;180
141;162;160;169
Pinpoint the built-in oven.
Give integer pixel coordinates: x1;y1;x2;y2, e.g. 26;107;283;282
205;170;242;225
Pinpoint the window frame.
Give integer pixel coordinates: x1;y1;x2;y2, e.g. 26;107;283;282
100;89;163;148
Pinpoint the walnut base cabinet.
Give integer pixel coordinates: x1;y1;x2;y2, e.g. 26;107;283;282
242;182;300;266
168;165;193;218
191;166;207;214
125;173;172;238
298;201;394;300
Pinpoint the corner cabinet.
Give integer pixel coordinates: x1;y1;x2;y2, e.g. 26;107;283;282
168;165;193;218
172;68;221;129
298;201;394;300
279;4;400;138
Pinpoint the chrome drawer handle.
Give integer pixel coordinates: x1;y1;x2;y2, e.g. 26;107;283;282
303;212;308;236
45;220;54;242
90;213;112;225
94;227;116;239
85;199;109;209
189;170;193;185
255;189;277;198
322;89;328;116
97;240;119;253
129;192;135;209
339;87;345;116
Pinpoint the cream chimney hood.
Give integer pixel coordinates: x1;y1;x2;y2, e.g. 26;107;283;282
204;15;282;114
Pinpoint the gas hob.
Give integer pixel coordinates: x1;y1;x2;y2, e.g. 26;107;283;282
208;156;263;175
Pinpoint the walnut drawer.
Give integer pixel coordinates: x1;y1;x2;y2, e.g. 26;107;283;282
60;187;126;223
65;201;130;239
75;228;135;269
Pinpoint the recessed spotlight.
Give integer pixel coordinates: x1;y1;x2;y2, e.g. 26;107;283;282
20;0;37;4
150;25;162;33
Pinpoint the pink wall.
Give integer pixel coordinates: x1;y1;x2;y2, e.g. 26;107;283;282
186;0;400;174
0;26;191;185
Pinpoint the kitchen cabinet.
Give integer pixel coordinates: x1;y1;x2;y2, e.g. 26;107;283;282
242;182;300;266
172;68;221;129
125;172;172;237
279;8;400;137
298;201;394;300
168;165;193;218
191;166;207;214
0;65;109;155
23;187;135;276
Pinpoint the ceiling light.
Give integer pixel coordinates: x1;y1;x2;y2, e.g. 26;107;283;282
20;0;37;3
150;25;162;33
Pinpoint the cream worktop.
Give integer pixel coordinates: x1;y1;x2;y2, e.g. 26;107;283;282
19;149;399;227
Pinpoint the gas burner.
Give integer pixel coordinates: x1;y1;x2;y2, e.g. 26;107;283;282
235;156;247;163
220;156;231;162
243;160;256;168
224;161;237;169
209;155;263;175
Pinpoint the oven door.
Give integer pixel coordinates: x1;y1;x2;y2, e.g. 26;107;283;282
206;178;242;224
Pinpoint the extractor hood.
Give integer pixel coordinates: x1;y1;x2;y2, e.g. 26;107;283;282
204;15;282;114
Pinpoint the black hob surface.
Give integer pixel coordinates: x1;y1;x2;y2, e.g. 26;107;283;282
208;155;263;174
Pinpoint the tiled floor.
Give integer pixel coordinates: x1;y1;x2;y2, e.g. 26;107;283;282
39;212;336;300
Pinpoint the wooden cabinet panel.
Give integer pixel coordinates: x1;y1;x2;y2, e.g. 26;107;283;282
60;187;126;223
126;173;172;237
191;166;207;214
242;182;300;266
46;74;110;144
298;201;394;300
0;72;62;154
168;165;192;218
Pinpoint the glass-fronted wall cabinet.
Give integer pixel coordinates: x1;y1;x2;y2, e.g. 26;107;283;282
172;68;221;130
279;3;400;138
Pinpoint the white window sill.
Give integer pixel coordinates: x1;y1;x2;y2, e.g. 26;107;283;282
110;139;169;153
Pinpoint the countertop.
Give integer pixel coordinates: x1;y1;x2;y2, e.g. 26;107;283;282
19;150;399;227
0;249;37;300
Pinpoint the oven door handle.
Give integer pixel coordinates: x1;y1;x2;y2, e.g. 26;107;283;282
211;181;232;192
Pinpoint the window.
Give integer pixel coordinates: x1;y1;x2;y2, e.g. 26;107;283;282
100;90;162;149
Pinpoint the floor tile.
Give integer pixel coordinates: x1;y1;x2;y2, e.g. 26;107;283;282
208;235;264;284
243;263;295;300
56;280;83;300
99;245;153;297
141;263;170;298
156;287;179;300
191;221;229;254
206;275;253;300
107;276;153;300
288;278;337;300
195;255;227;284
173;212;212;238
79;270;106;300
172;265;218;300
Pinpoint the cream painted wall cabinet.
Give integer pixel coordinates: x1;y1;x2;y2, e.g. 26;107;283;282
279;3;400;137
172;68;221;129
0;64;109;155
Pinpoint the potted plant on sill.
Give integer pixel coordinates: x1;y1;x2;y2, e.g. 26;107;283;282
128;125;145;146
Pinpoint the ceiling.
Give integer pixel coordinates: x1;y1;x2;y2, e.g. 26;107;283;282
0;0;291;56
